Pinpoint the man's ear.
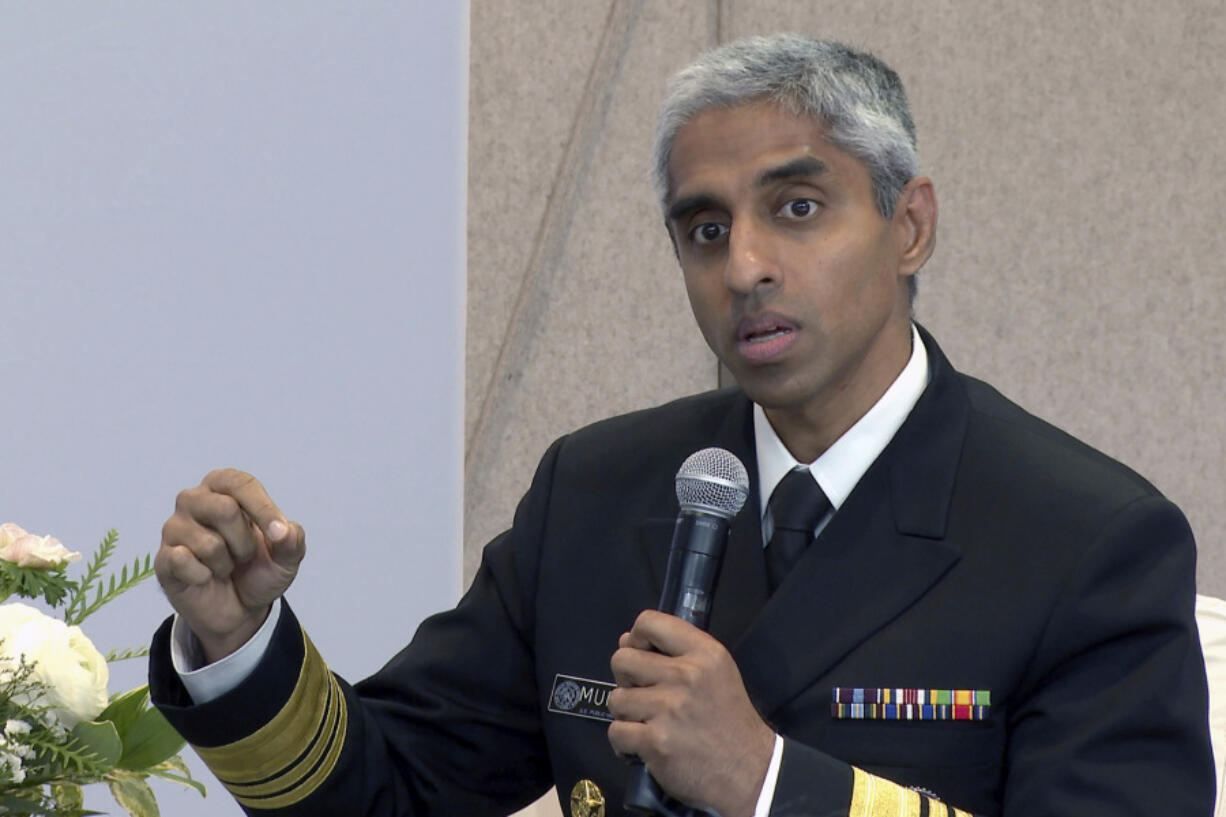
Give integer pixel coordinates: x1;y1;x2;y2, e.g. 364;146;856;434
894;176;937;277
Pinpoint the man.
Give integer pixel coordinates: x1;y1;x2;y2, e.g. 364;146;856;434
150;34;1214;816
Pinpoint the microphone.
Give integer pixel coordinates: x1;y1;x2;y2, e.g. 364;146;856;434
624;447;750;817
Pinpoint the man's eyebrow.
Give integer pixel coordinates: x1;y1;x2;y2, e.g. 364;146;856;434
666;193;721;224
665;157;828;223
756;156;828;188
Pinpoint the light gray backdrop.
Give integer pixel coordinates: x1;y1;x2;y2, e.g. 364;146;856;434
1;4;467;816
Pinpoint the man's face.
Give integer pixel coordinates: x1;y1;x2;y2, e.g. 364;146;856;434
666;101;926;452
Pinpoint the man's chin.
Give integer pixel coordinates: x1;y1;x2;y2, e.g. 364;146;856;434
721;361;796;401
732;379;807;413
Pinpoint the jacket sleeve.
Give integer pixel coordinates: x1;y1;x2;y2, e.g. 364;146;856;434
149;439;567;817
767;742;977;817
765;495;1215;817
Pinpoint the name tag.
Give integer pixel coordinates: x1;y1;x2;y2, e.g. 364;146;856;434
548;674;617;722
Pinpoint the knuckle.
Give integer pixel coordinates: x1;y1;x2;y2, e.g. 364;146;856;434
210;493;242;524
607;687;624;713
162;516;196;550
232;472;262;497
661;688;685;718
153;548;172;578
193;533;228;564
676;661;700;687
203;468;230;484
205;467;254;491
173;487;197;512
645;728;670;760
165;546;195;574
694;647;720;674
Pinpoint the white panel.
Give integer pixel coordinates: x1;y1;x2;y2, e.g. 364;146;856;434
0;4;468;815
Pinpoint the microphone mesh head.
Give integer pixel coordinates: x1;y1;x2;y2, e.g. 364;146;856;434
675;447;750;518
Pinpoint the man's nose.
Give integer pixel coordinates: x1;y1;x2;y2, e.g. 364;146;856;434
724;219;780;295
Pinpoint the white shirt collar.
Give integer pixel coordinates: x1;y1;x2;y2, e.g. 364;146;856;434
754;324;930;522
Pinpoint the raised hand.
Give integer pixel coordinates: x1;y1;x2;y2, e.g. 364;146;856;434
155;468;306;663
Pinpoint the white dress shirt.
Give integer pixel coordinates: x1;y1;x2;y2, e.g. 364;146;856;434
174;325;930;817
750;324;929;816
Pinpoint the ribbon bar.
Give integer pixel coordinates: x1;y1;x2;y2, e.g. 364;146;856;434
831;687;991;721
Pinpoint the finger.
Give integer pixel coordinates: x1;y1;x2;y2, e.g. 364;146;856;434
180;488;260;563
156;544;215;588
627;609;707;656
607;719;652;760
607;685;669;723
201;468;290;543
610;644;676;688
162;515;237;578
266;520;307;570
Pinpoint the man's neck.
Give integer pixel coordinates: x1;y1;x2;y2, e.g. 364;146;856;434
765;324;915;463
753;324;930;519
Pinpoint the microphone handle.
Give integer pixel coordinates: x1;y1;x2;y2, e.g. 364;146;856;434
624;511;731;817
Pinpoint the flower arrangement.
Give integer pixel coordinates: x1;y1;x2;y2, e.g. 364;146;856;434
0;523;202;817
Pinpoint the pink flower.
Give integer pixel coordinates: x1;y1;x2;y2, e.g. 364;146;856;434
0;524;81;569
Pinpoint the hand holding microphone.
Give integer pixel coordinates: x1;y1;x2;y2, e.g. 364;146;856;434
608;449;775;817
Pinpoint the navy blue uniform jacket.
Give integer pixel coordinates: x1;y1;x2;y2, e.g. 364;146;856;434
150;328;1214;816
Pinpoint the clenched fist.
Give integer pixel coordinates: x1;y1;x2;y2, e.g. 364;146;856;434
155;468;306;664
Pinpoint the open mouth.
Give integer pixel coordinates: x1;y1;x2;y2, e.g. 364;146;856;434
736;317;799;362
744;326;793;344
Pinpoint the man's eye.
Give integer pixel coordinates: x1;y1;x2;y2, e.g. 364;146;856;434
690;223;729;245
778;199;818;220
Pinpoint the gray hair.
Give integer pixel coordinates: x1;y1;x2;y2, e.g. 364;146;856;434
652;34;920;220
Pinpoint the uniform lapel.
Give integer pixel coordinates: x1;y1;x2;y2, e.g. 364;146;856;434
734;327;969;721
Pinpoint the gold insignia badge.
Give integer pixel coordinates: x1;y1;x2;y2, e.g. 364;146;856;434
570;779;605;817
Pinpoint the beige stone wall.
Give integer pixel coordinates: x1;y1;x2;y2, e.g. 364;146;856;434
465;0;719;579
468;3;1226;815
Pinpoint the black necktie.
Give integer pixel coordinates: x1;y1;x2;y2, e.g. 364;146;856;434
765;468;830;591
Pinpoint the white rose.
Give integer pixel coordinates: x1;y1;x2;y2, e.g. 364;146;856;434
0;524;81;569
0;603;108;727
0;523;27;552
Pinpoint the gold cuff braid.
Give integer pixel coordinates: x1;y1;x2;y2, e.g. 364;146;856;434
848;767;970;817
192;629;349;810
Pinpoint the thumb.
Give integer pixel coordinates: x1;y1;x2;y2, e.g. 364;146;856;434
265;520;307;570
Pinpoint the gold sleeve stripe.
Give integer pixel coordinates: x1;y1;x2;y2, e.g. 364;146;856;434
190;630;349;809
233;675;349;810
226;673;342;798
952;810;972;817
194;630;331;778
848;767;923;817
